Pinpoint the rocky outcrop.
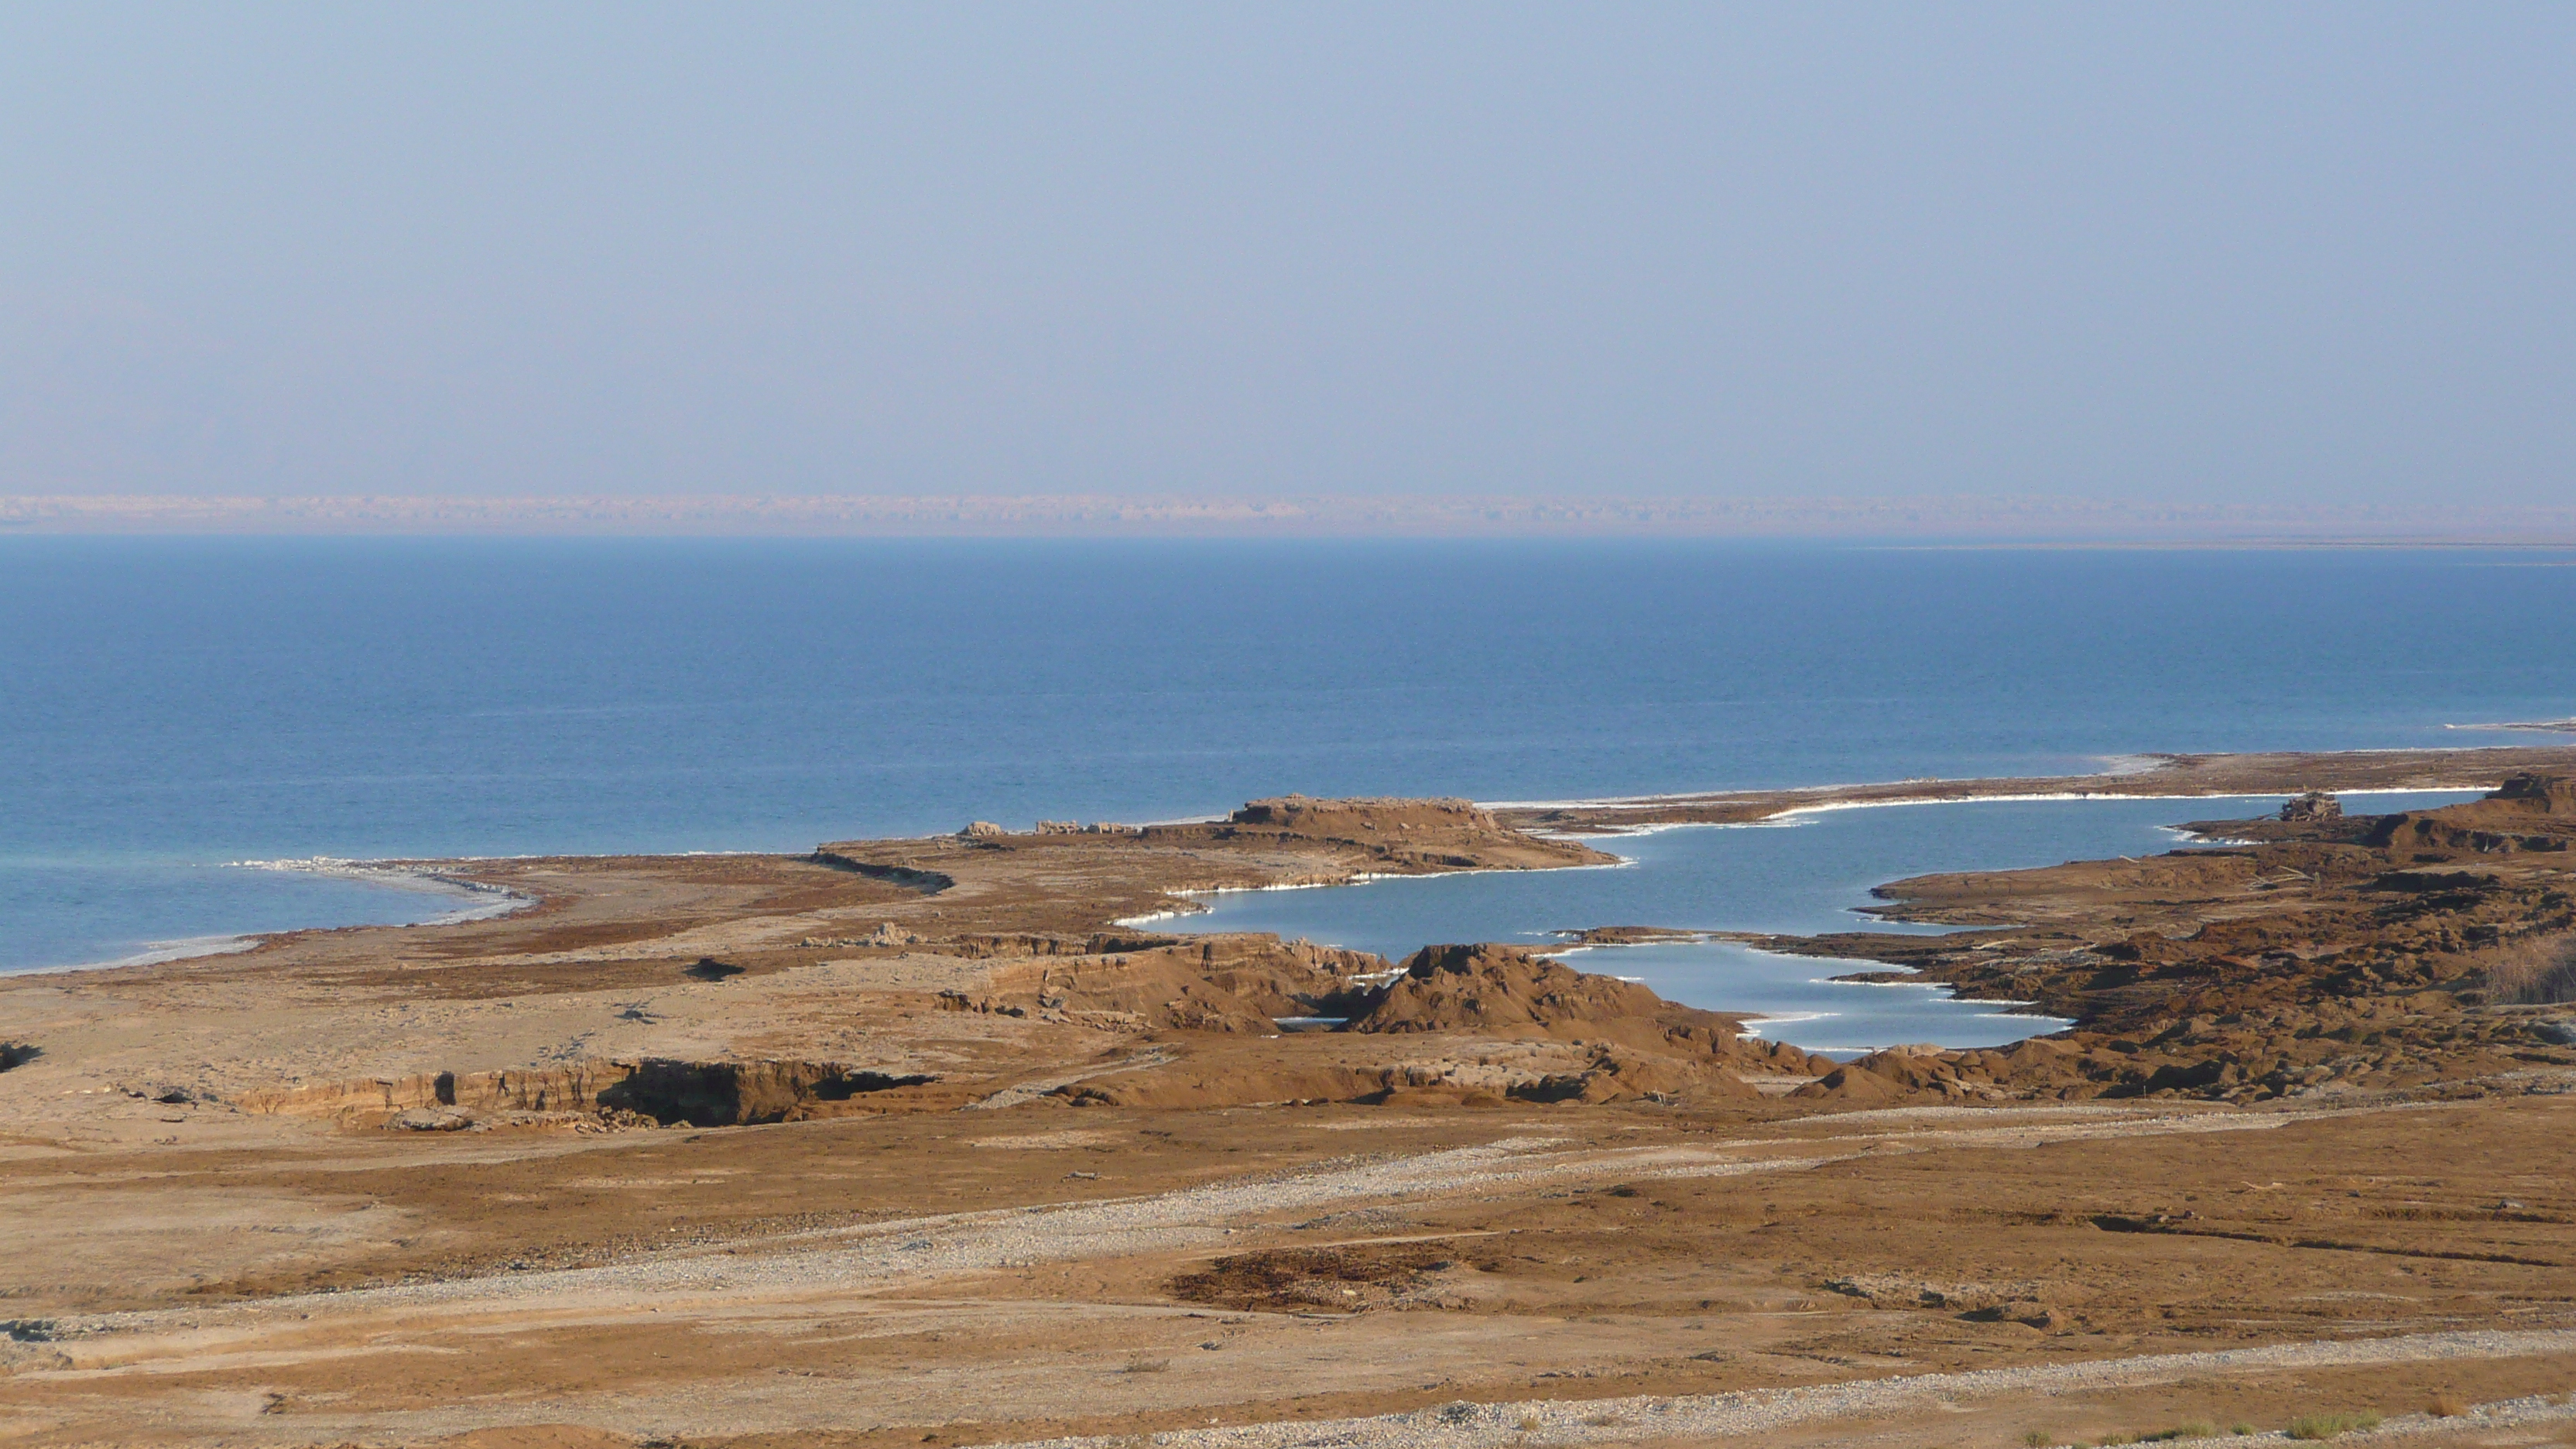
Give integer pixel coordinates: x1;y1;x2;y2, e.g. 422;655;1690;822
1787;774;2576;1105
240;1057;945;1127
798;922;927;948
1790;1064;1906;1102
240;1062;631;1118
805;852;954;893
2280;791;2343;822
596;1060;937;1125
944;936;1379;1033
1351;944;1830;1067
944;930;1178;960
1173;796;1616;872
1230;796;1499;832
1353;944;1669;1036
1796;1041;2079;1102
2493;772;2576;815
2363;773;2576;855
1012;941;1834;1108
1349;944;1831;1097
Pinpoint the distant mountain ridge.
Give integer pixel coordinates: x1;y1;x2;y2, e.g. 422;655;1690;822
9;492;2576;541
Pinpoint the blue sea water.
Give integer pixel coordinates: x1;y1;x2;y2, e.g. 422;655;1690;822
3;537;2572;982
1143;792;2480;1052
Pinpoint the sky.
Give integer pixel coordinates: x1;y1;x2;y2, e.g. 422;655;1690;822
2;3;2571;510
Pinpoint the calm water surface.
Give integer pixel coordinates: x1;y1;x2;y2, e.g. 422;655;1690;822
1144;792;2480;1052
4;538;2569;975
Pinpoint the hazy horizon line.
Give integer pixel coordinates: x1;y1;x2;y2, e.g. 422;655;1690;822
5;493;2571;544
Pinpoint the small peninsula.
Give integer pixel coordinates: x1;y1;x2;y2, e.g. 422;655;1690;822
4;746;2574;1448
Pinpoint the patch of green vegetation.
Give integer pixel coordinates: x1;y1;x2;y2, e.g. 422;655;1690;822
2286;1410;2382;1440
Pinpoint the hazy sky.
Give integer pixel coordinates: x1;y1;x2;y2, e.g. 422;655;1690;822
3;3;2571;505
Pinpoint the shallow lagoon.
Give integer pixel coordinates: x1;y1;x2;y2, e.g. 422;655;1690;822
1141;792;2481;1054
0;856;511;974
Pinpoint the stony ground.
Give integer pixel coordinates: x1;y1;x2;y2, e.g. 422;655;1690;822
5;1091;2574;1447
5;757;2576;1448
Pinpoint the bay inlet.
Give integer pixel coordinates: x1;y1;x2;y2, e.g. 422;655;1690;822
1142;791;2482;1053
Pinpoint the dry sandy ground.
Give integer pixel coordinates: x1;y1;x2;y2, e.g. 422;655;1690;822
6;1089;2572;1447
5;758;2576;1448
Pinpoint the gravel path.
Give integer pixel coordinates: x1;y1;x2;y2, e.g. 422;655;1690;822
983;1328;2576;1449
22;1101;2324;1352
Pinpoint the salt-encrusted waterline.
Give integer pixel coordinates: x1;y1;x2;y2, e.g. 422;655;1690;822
1115;828;2055;1050
1136;790;2484;1052
228;857;534;923
1111;857;1636;930
19;776;2494;988
1485;783;2513;818
67;859;537;971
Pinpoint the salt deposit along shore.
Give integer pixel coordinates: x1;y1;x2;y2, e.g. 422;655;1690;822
3;744;2575;1448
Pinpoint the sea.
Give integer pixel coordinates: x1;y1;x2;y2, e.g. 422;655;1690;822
5;537;2571;1045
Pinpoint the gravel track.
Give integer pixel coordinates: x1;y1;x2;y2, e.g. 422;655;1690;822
985;1329;2576;1449
22;1102;2325;1353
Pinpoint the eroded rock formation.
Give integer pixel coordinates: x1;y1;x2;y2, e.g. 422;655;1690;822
1766;776;2576;1104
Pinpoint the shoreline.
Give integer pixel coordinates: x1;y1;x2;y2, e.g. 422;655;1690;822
1486;745;2576;832
226;855;538;924
14;858;540;978
1548;935;2077;1056
18;744;2574;981
6;755;2576;1444
1123;783;2472;1041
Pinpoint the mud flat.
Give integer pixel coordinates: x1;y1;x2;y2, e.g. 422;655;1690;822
4;755;2576;1448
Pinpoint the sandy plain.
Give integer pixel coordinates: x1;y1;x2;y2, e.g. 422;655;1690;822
4;748;2576;1449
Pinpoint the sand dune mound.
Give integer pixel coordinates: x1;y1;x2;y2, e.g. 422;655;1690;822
1033;943;1834;1108
1353;944;1826;1065
1354;943;1669;1036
